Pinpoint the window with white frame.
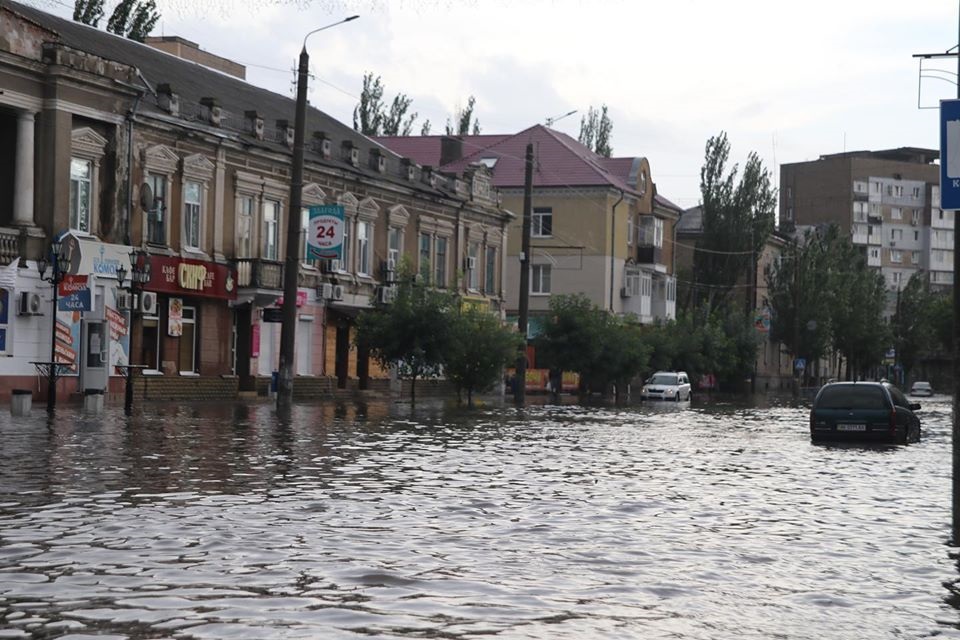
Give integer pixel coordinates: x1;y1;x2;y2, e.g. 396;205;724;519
532;264;551;294
357;220;371;275
911;251;920;264
69;158;92;233
892;271;902;285
183;181;202;249
468;242;480;290
147;173;168;245
913;186;921;198
532;207;553;237
434;236;448;286
891;207;902;220
870;203;881;216
890;249;902;263
871;181;882;194
341;218;352;271
869;247;880;260
300;208;318;266
854;181;868;193
263;200;280;260
485;245;497;294
890;228;902;241
913;210;922;225
853;201;868;221
388;227;402;271
654;218;664;248
627;216;633;246
237;196;253;258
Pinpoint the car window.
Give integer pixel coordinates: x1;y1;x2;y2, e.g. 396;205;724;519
888;386;910;408
816;385;888;410
650;374;678;385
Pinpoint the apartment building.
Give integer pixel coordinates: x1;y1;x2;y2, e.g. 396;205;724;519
780;148;953;310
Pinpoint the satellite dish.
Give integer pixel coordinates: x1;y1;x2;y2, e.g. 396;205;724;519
139;183;153;211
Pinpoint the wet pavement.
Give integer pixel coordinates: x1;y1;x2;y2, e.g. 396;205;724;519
1;394;959;639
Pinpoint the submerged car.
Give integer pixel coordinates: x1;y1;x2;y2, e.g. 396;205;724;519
909;381;934;397
810;381;921;444
640;371;692;402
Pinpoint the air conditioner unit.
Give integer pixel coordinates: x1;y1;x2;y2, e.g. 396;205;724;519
377;286;396;304
466;256;477;270
17;291;41;316
139;291;158;315
116;291;136;311
317;283;333;299
331;284;344;301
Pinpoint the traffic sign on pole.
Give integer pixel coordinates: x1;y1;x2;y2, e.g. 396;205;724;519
940;99;960;210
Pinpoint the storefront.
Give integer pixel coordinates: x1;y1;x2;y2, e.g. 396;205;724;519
135;255;237;377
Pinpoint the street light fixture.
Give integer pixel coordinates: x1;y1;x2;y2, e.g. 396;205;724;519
37;237;66;412
116;250;151;415
277;15;359;411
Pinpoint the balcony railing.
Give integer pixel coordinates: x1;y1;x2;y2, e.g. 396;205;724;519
235;258;283;290
0;227;18;265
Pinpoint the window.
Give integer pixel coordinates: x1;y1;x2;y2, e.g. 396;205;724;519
911;251;920;264
871;181;882;194
341;219;352;271
300;207;321;266
468;242;480;290
913;210;922;225
532;264;551;294
654;218;664;248
890;228;902;241
184;181;202;249
237;197;254;258
868;225;875;236
141;315;161;373
853;201;868;221
870;203;881;216
388;228;401;271
914;230;920;242
357;220;371;275
178;306;197;373
532;207;553;237
869;247;880;260
485;246;497;294
434;236;447;286
0;289;8;354
69;158;92;232
419;233;431;281
891;207;902;220
263;200;279;260
854;181;868;194
627;216;633;246
913;186;921;198
147;173;168;245
892;272;902;285
890;249;902;263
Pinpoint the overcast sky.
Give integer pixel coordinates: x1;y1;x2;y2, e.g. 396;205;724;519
28;0;960;208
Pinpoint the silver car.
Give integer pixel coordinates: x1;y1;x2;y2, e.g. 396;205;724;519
909;381;934;397
641;371;692;402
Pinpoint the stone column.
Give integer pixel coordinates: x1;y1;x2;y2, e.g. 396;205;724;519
13;111;35;227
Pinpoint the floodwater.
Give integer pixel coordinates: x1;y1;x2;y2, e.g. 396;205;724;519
0;394;959;639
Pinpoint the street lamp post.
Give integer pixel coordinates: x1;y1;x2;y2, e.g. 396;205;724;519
37;237;66;412
277;15;359;411
116;250;151;415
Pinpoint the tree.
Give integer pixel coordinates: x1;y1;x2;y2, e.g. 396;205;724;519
355;263;456;404
102;0;158;41
73;0;104;26
534;294;607;395
577;105;613;157
893;273;938;380
353;73;385;136
420;119;432;136
692;132;776;314
444;306;521;406
446;96;480;135
382;94;417;136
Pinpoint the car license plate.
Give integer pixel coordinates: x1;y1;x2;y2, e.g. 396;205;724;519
838;423;867;432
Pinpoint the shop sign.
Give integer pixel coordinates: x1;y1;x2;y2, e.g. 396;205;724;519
60;233;131;278
307;204;344;260
276;290;308;307
262;308;283;323
58;274;91;312
146;256;237;300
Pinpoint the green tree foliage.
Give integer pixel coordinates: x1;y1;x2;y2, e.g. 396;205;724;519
534;294;606;393
767;226;888;380
445;306;521;406
102;0;158;41
352;73;420;137
577;104;613;157
356;265;457;404
73;0;104;26
446;96;480;135
420;119;432;136
693;132;776;314
893;273;954;380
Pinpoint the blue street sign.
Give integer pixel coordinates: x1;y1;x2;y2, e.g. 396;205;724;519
794;358;806;371
940;99;960;210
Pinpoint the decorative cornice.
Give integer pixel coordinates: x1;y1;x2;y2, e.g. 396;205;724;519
71;126;108;158
182;153;215;181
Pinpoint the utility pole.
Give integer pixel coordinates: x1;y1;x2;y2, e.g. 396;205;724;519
515;142;534;405
792;239;801;400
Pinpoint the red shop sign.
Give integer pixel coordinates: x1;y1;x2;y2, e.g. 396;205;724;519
276;290;308;307
144;256;237;300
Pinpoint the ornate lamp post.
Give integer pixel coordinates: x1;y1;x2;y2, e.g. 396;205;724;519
116;250;151;415
37;237;66;412
277;15;359;410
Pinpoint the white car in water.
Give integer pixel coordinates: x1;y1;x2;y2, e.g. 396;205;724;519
640;371;692;402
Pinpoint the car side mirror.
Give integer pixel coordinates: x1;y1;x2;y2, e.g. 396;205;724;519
909;402;921;411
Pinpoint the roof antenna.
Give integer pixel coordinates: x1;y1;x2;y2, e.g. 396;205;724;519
545;109;577;127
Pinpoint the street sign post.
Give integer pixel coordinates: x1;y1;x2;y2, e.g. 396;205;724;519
941;99;960;209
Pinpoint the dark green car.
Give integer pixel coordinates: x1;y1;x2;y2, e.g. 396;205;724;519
810;382;922;444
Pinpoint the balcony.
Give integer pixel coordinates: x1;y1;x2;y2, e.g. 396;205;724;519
234;258;283;306
636;245;667;272
0;227;19;265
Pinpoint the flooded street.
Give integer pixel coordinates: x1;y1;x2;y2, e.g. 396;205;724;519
1;395;959;639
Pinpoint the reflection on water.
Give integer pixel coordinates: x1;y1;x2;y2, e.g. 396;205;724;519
0;395;958;639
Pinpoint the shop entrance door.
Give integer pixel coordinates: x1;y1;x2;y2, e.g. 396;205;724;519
80;319;109;392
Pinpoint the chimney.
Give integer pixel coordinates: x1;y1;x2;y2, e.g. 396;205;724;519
244;110;264;140
156;83;179;116
199;97;221;126
440;136;463;166
144;36;246;80
276;120;294;147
